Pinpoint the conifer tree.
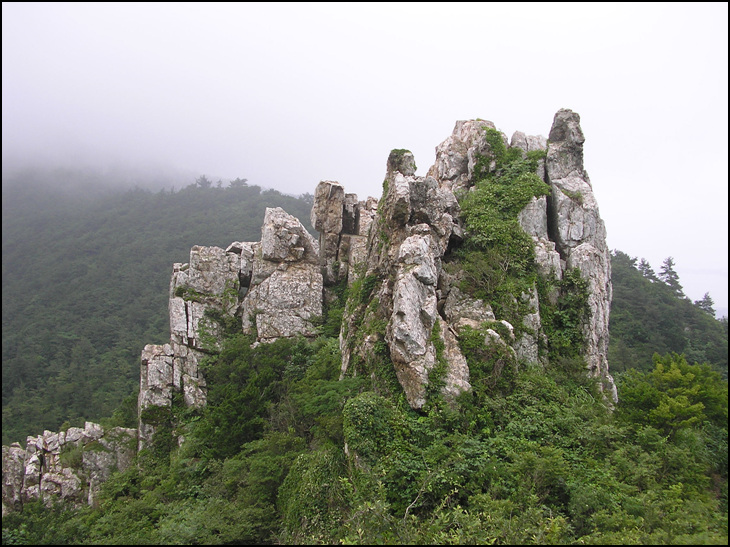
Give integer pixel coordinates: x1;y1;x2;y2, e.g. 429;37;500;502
694;292;715;315
638;257;657;281
659;256;684;297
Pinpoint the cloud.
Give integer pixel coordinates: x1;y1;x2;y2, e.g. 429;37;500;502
2;2;727;307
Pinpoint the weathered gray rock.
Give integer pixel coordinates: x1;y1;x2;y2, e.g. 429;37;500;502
427;119;502;194
185;245;241;298
227;240;257;290
518;195;549;240
519;196;564;279
242;264;323;342
340;145;472;408
514;287;544;365
510;130;548;154
2;423;136;514
168;244;241;353
547;109;589;181
139;343;175;412
546;108;616;402
387;149;417;177
442;285;496;331
438;318;472;401
242;207;322;343
385;229;441;408
311;181;378;286
385;172;412;226
2;444;25;515
311;180;346;235
262;207;318;265
340;196;378;285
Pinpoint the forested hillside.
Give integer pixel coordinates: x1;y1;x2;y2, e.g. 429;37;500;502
609;250;728;377
3;145;728;544
2;173;313;445
3;175;726;445
3;167;728;545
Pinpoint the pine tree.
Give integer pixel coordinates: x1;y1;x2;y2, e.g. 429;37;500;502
638;258;657;281
659;256;684;298
694;292;715;315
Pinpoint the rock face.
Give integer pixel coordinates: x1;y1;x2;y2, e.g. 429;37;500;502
139;207;325;448
139;243;242;447
339;110;616;408
545;109;616;401
338;149;473;409
311;180;378;286
241;207;322;342
428;119;499;195
2;423;136;515
2;108;617;512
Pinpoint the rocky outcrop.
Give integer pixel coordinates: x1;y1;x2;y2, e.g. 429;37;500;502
427;119;500;195
311;180;377;286
3;108;617;513
241;207;322;342
139;207;325;447
338;149;473;409
339;110;616;408
138;244;242;447
545;109;616;402
2;423;136;515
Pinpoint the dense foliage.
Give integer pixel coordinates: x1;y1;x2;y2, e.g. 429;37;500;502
454;131;550;327
2;334;726;544
609;250;728;377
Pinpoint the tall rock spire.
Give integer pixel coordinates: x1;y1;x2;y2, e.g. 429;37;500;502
546;108;617;402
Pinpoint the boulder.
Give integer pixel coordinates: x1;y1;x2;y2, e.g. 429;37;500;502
241;208;323;343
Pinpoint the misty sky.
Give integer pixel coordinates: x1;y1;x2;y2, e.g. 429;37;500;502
2;2;728;312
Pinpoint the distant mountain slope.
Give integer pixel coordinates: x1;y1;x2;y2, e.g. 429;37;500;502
2;174;313;444
608;250;727;376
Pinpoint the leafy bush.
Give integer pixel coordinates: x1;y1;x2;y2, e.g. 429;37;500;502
454;133;549;325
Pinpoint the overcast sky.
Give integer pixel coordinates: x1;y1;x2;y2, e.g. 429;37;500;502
2;2;728;313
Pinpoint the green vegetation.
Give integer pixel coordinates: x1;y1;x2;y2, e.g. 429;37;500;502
2;174;313;444
338;273;402;400
453;130;550;327
609;250;727;376
449;128;586;362
3;337;726;544
2;155;727;544
537;267;591;361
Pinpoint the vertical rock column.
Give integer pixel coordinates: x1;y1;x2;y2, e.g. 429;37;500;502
139;245;242;447
311;181;346;286
545;108;617;402
311;180;378;286
338;149;470;409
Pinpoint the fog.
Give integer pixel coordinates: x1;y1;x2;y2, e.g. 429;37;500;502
2;2;727;312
